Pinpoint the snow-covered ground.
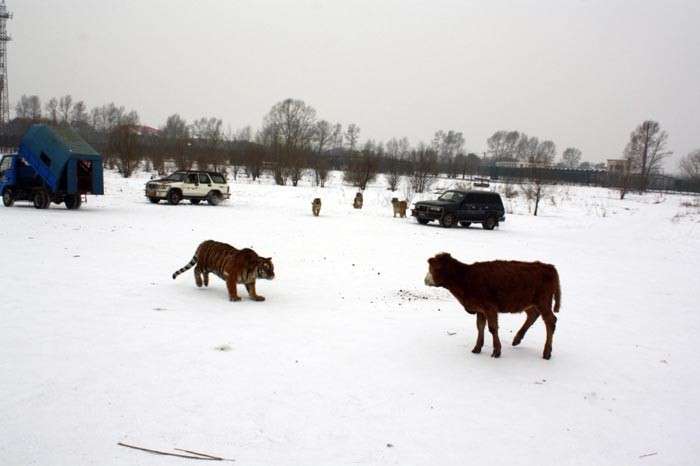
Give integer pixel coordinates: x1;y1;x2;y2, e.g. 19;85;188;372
1;170;699;466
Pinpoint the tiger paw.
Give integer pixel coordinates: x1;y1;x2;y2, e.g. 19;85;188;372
230;296;242;302
253;296;266;302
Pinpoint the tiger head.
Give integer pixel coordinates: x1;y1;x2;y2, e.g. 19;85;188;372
257;256;275;280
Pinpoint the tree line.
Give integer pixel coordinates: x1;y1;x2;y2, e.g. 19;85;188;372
5;94;699;194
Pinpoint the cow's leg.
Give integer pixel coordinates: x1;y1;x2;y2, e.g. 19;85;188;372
485;309;502;358
472;313;486;354
513;307;539;346
539;305;557;360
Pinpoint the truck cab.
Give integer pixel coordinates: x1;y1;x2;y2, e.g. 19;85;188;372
1;155;43;207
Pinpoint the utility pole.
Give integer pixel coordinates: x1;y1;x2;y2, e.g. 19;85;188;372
0;0;12;126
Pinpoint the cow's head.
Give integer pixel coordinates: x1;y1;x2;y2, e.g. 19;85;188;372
425;252;452;286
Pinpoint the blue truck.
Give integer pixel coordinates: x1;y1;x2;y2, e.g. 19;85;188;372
0;125;104;209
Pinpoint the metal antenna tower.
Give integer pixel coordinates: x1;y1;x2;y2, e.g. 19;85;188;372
0;0;11;126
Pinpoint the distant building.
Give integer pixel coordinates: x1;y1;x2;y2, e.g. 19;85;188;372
607;159;631;176
131;125;163;137
495;161;541;169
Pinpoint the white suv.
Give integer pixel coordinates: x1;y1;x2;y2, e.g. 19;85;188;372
145;170;231;205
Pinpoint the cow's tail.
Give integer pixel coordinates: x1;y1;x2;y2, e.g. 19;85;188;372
553;269;561;313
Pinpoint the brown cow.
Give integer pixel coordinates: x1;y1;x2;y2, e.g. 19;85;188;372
424;253;561;359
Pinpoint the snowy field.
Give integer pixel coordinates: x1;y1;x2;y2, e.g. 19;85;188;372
1;170;699;466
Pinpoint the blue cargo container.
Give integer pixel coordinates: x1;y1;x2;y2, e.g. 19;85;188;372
0;125;104;209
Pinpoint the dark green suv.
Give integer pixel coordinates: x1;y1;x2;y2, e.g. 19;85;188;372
411;190;505;230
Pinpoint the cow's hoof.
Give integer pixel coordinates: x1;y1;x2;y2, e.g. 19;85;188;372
491;351;501;358
543;353;551;360
254;296;266;301
471;347;482;354
512;337;522;346
230;297;242;302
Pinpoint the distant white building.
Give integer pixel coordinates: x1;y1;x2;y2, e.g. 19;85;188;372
606;159;631;176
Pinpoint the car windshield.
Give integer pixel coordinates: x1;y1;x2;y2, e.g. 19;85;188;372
164;172;186;182
437;191;464;203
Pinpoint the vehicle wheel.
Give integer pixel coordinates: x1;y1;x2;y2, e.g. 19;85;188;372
64;194;82;210
207;192;222;206
417;218;430;225
440;213;456;228
459;222;471;228
33;191;49;209
148;197;160;204
482;216;497;230
190;199;201;205
2;189;14;207
167;190;182;205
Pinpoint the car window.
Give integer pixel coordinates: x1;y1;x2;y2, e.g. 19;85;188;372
465;193;477;203
186;174;197;184
199;174;210;184
473;193;489;204
438;191;464;202
210;173;226;184
165;172;185;182
484;194;501;206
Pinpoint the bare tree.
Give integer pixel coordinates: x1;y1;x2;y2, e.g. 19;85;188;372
520;139;556;216
457;153;481;179
313;156;331;187
285;149;310;187
433;130;465;177
109;111;141;178
45;98;59;125
537;140;557;165
345;123;360;154
191;117;225;171
89;103;126;133
679;148;700;182
410;143;438;193
385;138;401;191
331;123;344;150
161;114;190;171
88;107;104;132
14;95;42;120
623;120;672;192
234;125;252;141
244;143;265;181
561;147;582;168
345;139;379;190
261;98;317;186
58;95;73;125
487;130;521;161
70;101;89;131
312;120;332;186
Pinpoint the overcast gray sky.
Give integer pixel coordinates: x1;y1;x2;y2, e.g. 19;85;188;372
8;0;700;170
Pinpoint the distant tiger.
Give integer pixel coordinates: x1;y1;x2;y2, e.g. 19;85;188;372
172;240;275;302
